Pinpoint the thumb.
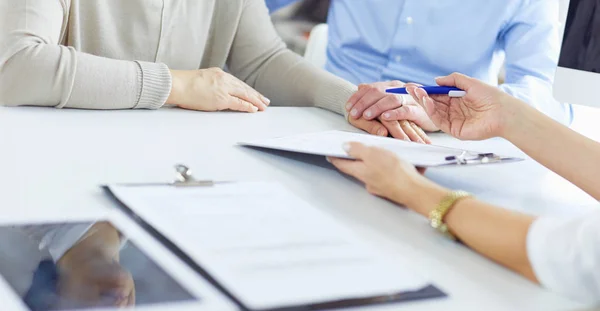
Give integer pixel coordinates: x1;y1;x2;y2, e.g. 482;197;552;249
422;96;438;118
381;105;416;121
435;72;474;91
421;96;451;133
343;142;370;160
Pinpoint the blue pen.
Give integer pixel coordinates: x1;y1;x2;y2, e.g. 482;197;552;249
386;86;466;97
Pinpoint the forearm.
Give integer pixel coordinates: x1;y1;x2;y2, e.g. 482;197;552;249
227;0;356;115
405;180;537;282
253;51;357;114
445;199;536;281
1;46;170;110
0;0;170;110
499;82;572;125
504;102;600;200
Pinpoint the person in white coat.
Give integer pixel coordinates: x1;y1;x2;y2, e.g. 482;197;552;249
329;73;600;304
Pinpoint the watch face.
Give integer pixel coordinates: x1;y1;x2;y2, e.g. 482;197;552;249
0;221;197;311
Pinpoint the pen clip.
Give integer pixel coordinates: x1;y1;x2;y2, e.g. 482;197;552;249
174;164;215;187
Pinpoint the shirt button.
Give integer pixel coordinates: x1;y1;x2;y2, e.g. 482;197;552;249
406;16;414;25
394;56;402;62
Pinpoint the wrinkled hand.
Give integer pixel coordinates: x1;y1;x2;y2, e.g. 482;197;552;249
406;73;519;141
348;116;431;143
328;142;429;206
56;222;135;308
346;81;439;132
168;67;270;113
346;81;406;119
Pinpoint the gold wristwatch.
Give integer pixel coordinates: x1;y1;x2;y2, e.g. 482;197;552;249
429;190;472;240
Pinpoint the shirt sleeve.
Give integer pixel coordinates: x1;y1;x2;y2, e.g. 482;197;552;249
226;0;357;116
0;0;171;110
20;224;93;262
265;0;299;13
499;0;573;125
527;211;600;304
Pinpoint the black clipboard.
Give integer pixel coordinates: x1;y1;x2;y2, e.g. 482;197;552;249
238;130;523;168
104;165;447;311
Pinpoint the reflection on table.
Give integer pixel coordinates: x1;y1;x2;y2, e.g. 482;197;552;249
0;221;195;311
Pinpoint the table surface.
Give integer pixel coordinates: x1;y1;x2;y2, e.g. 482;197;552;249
0;106;597;311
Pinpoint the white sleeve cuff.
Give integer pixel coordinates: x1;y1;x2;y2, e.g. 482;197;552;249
527;213;600;304
38;223;94;262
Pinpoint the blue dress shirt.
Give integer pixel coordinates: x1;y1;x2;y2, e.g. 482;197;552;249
266;0;298;12
267;0;572;124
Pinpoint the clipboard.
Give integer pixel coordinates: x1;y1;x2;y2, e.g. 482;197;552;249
238;130;523;167
104;165;447;311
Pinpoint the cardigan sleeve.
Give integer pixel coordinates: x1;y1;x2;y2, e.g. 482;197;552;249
225;0;357;115
0;0;171;110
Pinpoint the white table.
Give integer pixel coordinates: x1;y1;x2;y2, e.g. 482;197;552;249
0;106;596;311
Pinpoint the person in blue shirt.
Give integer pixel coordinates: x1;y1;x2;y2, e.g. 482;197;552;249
267;0;571;141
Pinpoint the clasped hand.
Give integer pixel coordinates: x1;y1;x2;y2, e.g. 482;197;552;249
345;81;439;144
330;73;520;208
165;69;438;145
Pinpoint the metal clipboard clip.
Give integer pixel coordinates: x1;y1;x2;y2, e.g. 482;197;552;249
445;151;505;166
173;164;215;187
109;164;221;188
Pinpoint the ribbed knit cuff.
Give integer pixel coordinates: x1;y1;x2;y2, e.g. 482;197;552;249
134;61;172;110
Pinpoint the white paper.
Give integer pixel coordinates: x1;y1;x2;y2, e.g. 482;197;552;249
240;130;489;167
109;182;431;310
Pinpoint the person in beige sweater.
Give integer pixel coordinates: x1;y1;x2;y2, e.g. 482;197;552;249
0;0;429;142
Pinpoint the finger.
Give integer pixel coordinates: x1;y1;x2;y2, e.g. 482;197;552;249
422;96;440;119
381;105;417;121
435;72;473;91
405;85;424;106
227;97;259;113
410;121;431;144
413;87;430;106
387;80;406;87
350;81;405;112
414;87;453;107
346;86;371;111
231;86;268;111
380;120;409;141
349;88;387;119
423;96;452;133
400;120;424;143
342;142;372;160
127;288;136;306
329;158;368;181
359;80;403;90
351;118;388;136
404;82;423;88
260;94;271;106
237;80;271;107
362;95;405;120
